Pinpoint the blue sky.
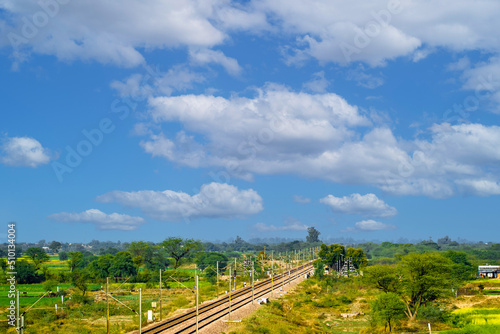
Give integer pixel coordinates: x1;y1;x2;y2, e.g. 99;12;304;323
1;0;500;243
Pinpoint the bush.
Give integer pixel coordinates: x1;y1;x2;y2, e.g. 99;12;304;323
418;304;449;322
43;279;58;292
59;251;68;261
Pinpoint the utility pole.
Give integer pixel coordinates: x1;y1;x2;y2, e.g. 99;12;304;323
281;256;284;292
234;258;237;291
251;261;254;304
288;254;291;285
271;250;274;297
139;288;142;334
106;277;110;334
216;261;219;298
228;265;232;321
159;269;162;321
196;274;199;334
16;290;19;331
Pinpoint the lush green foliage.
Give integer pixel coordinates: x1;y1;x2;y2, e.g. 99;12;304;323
25;247;50;270
371;292;406;332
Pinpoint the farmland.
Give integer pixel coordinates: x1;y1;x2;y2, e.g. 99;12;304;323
0;236;499;333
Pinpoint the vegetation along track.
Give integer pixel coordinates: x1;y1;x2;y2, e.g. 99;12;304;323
138;262;314;334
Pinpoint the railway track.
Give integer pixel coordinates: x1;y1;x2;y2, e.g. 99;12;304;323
137;262;314;334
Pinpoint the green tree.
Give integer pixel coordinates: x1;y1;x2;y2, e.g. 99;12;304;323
71;270;89;296
161;237;201;269
58;251;68;261
16;260;42;284
128;241;154;270
67;252;83;272
24;247;50;270
204;265;218;284
195;252;228;271
313;259;325;279
0;258;7;272
318;243;345;269
109;251;137;278
306;227;321;243
371;292;406;332
346;247;368;269
363;265;401;293
444;250;475;281
43;279;58;292
49;241;62;253
88;254;115;279
144;250;170;271
398;253;455;320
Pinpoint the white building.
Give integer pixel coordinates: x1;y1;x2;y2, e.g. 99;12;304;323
478;265;500;278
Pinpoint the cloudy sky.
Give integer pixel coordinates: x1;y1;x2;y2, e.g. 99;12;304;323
1;0;499;243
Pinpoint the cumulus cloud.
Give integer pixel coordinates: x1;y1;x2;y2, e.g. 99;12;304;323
1;0;246;67
141;84;371;180
189;48;242;76
256;0;500;66
302;71;330;93
459;57;500;112
3;0;500;72
96;182;263;221
1;136;51;167
111;65;205;98
254;218;309;232
137;82;500;198
455;179;500;196
352;219;396;231
49;209;145;231
320;193;397;218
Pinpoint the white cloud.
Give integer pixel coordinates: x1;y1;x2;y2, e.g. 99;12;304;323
293;195;311;204
96;182;263;221
0;0;233;67
455;179;500;196
139;83;500;198
143;85;371;176
4;0;500;71
49;209;145;231
254;218;308;232
459;57;500;112
189;48;242;76
111;66;205;98
320;193;397;218
1;136;50;167
255;0;500;66
302;71;330;93
353;219;396;231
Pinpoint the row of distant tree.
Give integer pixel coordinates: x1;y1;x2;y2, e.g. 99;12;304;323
1;234;320;286
0;227;322;257
1;230;498;286
1;232;498;264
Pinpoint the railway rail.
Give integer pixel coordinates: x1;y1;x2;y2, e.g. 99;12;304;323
136;262;314;334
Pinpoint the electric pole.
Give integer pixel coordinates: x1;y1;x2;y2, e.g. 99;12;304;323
271;250;274;298
252;261;254;304
106;277;109;334
196;274;199;333
159;269;162;321
139;288;142;334
228;265;232;321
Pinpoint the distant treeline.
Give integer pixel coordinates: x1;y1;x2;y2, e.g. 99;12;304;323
1;235;499;263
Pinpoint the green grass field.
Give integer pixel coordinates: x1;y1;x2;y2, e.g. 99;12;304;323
0;283;101;308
